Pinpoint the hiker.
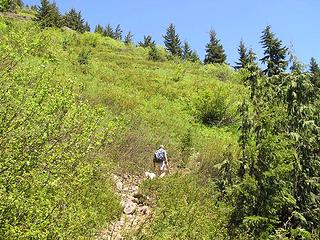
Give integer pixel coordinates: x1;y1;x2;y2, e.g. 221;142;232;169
153;145;169;176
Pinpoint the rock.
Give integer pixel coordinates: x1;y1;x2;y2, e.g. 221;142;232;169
123;200;136;215
139;206;149;214
61;26;75;32
116;180;123;191
133;192;144;199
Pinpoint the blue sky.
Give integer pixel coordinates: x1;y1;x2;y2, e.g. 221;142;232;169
24;0;319;66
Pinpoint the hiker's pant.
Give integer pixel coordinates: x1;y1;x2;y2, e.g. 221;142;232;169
154;161;167;175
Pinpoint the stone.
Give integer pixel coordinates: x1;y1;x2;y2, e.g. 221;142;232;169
139;206;149;214
133;192;144;199
116;180;123;191
123;200;136;215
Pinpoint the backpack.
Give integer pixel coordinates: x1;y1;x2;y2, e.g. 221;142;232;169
154;149;165;162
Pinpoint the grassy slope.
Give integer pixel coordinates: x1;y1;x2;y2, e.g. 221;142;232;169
3;16;247;239
52;30;245;171
54;29;245;238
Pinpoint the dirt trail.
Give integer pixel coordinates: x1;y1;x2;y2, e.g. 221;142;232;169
97;174;153;240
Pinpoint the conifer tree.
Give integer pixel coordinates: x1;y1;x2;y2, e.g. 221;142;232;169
138;35;155;48
16;0;22;7
94;24;103;35
204;30;226;64
124;31;134;45
309;57;320;75
114;24;122;40
234;40;249;70
245;49;260;100
0;0;22;12
309;57;320;84
35;0;62;28
63;8;85;33
84;21;90;32
148;44;162;61
231;52;319;239
104;24;114;38
163;23;182;57
260;25;288;76
190;51;201;63
182;41;192;60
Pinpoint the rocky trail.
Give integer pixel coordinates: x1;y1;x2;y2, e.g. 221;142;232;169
97;174;153;240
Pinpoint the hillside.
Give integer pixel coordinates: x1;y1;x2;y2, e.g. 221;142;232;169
1;8;319;239
0;15;245;239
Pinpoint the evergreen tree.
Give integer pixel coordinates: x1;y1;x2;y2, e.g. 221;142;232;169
124;31;134;45
190;51;201;63
0;0;23;12
231;52;320;238
63;8;85;33
245;49;260;100
138;35;155;48
234;40;249;70
94;24;103;35
309;57;320;84
260;25;288;76
30;4;37;11
35;0;62;28
309;57;320;75
182;41;192;60
84;21;90;32
104;24;114;38
148;45;162;61
286;69;320;236
114;24;122;40
17;0;23;7
163;23;182;57
204;30;226;64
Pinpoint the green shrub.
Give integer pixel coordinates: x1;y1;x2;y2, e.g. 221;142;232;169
78;48;90;65
0;20;121;239
148;45;165;61
139;174;230;239
194;89;236;126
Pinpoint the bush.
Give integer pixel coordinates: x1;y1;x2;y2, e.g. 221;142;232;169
148;45;165;61
78;48;90;65
139;174;230;239
194;89;236;126
0;20;121;239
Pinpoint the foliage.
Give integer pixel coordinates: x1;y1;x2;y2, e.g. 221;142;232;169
114;24;122;40
0;0;22;12
235;40;249;70
78;48;90;65
94;24;103;35
104;24;114;38
163;23;182;57
231;50;320;238
148;44;164;61
35;0;62;29
260;25;288;77
309;57;320;91
138;35;155;48
63;8;86;33
1;14;248;239
194;89;237;126
124;31;134;45
182;41;192;60
0;19;121;239
241;49;261;100
139;174;230;239
204;30;226;64
84;21;90;32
